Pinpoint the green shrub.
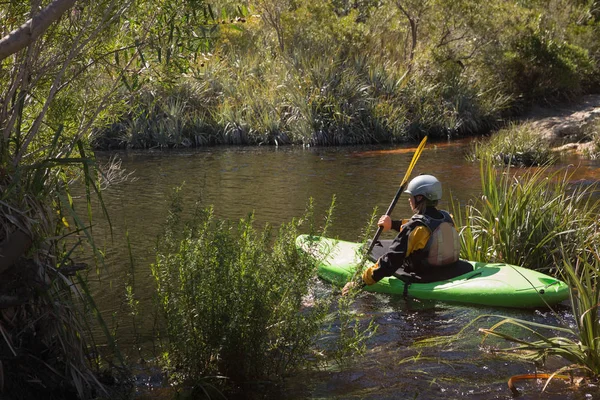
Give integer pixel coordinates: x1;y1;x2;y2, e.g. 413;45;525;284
151;191;375;388
503;31;596;103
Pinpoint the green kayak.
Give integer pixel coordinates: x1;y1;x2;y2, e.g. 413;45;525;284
296;234;570;308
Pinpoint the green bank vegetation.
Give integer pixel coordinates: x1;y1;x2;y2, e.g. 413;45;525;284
150;192;376;395
449;157;600;389
90;0;600;148
469;116;600;167
0;1;136;398
453;157;600;272
468;122;555;166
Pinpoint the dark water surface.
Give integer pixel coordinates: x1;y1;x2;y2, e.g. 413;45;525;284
88;139;600;399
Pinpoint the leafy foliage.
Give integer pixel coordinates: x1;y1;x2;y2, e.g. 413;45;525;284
92;0;600;148
151;192;375;388
503;31;596;103
0;1;139;397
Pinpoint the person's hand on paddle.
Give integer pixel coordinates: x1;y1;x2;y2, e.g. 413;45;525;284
378;215;392;232
342;281;356;296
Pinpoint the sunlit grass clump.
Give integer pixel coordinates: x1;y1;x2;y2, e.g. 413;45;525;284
453;157;600;272
151;191;375;391
468;122;554;166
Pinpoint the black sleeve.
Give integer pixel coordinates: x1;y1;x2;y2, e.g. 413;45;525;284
391;220;403;232
371;228;410;282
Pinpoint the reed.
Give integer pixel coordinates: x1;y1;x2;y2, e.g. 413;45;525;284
432;153;600;393
452;156;600;273
325;207;379;366
0;141;126;398
479;242;600;381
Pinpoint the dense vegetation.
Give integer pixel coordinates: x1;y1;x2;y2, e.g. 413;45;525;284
150;193;375;396
468;122;555;166
0;1;133;398
90;0;600;148
453;157;600;273
451;157;600;385
2;1;600;398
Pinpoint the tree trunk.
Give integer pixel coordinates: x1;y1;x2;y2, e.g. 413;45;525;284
395;1;418;65
0;0;77;62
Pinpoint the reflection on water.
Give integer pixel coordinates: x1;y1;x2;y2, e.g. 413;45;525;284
87;139;600;399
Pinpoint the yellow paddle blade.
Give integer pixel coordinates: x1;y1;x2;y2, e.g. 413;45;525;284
400;135;428;186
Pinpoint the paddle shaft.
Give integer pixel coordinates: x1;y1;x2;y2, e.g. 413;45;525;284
366;183;407;254
366;136;428;256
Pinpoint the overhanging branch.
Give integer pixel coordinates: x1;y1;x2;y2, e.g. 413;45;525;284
0;0;77;62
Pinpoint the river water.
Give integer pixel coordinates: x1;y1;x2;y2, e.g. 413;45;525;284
88;138;600;399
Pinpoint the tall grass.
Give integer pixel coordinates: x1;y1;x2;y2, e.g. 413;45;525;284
94;81;221;149
443;155;600;392
0;141;125;398
479;243;600;383
96;47;514;149
151;191;375;391
452;156;600;272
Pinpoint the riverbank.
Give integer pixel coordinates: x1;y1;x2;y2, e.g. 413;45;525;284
526;94;600;154
2;2;600;399
93;91;600;166
89;1;600;151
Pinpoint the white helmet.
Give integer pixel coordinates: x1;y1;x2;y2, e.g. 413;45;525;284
404;174;442;201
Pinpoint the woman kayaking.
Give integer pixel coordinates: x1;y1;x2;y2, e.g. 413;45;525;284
342;174;464;295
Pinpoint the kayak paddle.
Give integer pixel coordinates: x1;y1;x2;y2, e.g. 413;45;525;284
366;135;428;255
